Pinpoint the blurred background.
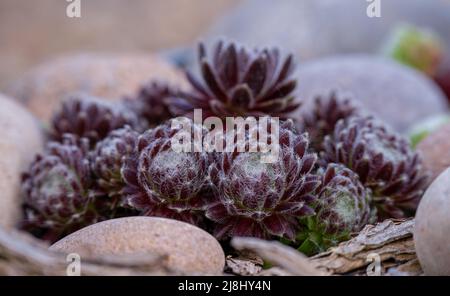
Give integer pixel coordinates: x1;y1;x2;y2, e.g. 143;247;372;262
0;0;239;89
1;0;450;93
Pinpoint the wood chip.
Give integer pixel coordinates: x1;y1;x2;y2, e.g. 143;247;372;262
310;219;422;276
231;237;326;276
226;256;263;276
385;259;423;276
230;219;422;276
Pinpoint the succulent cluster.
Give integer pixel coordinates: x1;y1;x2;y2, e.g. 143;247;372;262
322;116;429;219
21;39;431;253
170;40;300;119
21;135;100;241
21;130;140;242
51;94;141;145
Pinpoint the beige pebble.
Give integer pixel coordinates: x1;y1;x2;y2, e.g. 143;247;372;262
6;53;189;122
417;123;450;182
0;94;44;228
0;143;22;229
50;217;225;275
414;168;450;275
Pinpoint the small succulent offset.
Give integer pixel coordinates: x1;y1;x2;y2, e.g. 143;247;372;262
170;40;300;119
51;94;141;145
206;120;320;241
322;116;429;219
296;163;374;255
123;81;178;128
122;118;212;226
90;126;139;209
299;92;360;152
21;135;100;241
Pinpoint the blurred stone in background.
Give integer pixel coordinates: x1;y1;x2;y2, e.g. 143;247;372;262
294;55;448;133
0;0;239;89
6;53;189;122
204;0;450;61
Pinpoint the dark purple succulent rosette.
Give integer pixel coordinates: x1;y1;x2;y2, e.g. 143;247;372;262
299;92;361;152
315;164;373;235
51;93;141;146
295;163;373;255
90;125;140;209
169;40;300;119
122;118;213;226
206;120;320;241
322;115;430;219
20;135;100;241
123;80;179;128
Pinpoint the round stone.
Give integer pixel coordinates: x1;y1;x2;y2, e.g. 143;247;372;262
417;122;450;182
50;217;225;275
0;93;44;228
414;168;450;275
6;53;188;122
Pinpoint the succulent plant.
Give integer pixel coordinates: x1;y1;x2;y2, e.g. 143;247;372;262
169;40;300;119
296;163;374;255
206;120;320;241
90;126;139;210
51;94;141;145
382;24;450;104
21;135;100;241
383;24;444;77
322;116;429;219
122;118;212;226
299;92;360;151
123;81;178;128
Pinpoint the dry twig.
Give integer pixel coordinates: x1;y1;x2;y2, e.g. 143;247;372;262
0;228;176;275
